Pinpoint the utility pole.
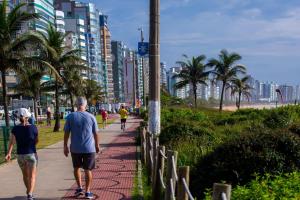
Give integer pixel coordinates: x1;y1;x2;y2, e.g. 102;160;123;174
149;0;160;136
138;27;147;110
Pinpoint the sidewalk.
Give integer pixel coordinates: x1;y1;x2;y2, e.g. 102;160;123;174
0;116;140;200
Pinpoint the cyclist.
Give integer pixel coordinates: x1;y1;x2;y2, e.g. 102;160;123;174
119;105;129;131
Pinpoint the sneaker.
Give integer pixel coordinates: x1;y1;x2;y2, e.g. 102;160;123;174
74;188;84;196
27;194;34;200
85;192;94;199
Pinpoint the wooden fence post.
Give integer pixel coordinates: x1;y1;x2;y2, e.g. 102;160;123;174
177;166;190;200
146;132;152;178
165;150;178;200
141;128;146;164
212;183;231;200
152;145;165;200
152;137;159;182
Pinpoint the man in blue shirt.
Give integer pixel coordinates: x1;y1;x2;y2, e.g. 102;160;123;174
64;97;99;199
5;108;39;200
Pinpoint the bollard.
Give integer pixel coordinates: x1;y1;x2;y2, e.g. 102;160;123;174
212;183;231;200
177;166;190;200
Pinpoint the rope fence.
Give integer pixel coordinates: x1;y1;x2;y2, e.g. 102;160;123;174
140;127;232;200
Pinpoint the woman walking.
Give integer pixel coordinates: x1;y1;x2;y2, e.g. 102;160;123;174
5;108;39;200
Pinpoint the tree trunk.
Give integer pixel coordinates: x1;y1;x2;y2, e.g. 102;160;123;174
219;81;226;112
237;91;242;110
53;78;60;132
70;93;74;112
33;95;38;125
1;70;9;127
193;85;197;108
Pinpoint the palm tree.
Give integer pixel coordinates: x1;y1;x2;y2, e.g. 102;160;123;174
174;55;210;108
207;49;246;111
62;68;84;112
15;66;47;121
38;25;83;131
83;79;104;106
0;0;41;126
229;76;252;109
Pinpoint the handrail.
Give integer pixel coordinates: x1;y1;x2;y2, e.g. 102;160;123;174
171;156;178;181
159;169;166;189
160;150;167;159
170;178;176;200
182;178;195;200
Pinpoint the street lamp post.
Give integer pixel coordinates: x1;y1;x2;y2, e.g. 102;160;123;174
149;0;160;136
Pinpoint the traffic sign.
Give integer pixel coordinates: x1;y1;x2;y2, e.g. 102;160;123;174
138;42;149;56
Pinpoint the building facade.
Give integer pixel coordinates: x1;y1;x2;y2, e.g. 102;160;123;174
111;40;125;102
55;10;65;33
55;0;102;83
100;14;114;102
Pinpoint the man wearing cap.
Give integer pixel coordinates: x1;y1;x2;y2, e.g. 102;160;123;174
64;97;99;199
5;108;39;200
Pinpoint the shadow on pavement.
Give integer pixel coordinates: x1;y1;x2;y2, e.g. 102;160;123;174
0;197;60;200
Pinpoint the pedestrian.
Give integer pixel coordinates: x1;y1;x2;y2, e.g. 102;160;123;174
119;105;129;131
46;107;51;126
5;108;39;200
101;109;108;129
64;97;100;199
29;112;35;125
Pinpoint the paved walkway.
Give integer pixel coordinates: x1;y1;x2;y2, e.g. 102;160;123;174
0;116;140;200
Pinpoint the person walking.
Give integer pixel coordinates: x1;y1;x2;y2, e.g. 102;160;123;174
64;97;99;199
101;109;108;129
5;108;39;200
46;107;51;126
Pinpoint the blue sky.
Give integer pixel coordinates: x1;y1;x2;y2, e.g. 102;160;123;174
84;0;300;85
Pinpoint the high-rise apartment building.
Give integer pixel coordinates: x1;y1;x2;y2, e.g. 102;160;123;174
160;62;167;88
111;40;125;102
100;14;114;102
18;0;55;35
55;0;102;83
55;10;65;33
123;49;136;106
166;67;190;99
295;85;300;101
279;85;294;103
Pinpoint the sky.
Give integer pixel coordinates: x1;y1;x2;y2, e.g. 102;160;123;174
83;0;300;85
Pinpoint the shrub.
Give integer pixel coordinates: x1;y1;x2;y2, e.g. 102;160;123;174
191;130;300;198
204;172;300;200
171;136;220;167
289;122;300;136
213;114;249;126
263;108;296;129
159;120;214;145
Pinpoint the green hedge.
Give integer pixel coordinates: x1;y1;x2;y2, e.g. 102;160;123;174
191;130;300;198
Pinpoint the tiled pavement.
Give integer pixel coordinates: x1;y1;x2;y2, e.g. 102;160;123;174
63;117;140;200
0;116;140;200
